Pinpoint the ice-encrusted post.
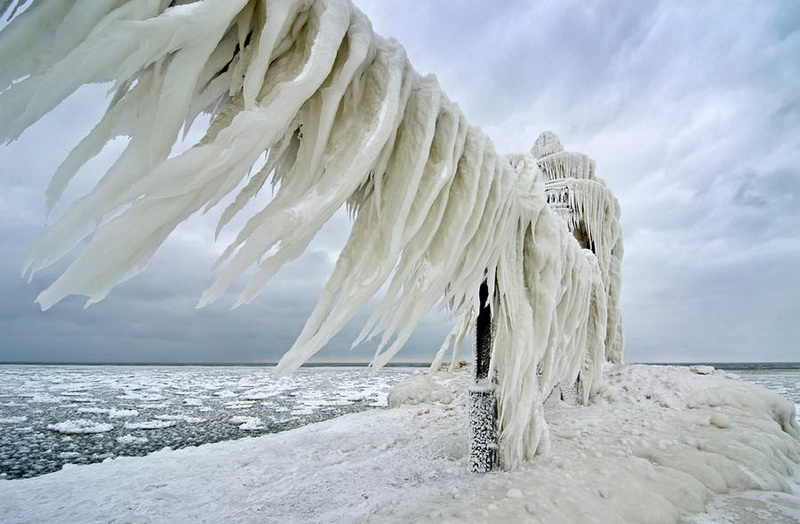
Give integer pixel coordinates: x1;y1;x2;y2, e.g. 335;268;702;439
470;279;497;473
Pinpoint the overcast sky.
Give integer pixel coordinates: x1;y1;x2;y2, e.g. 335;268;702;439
0;1;798;364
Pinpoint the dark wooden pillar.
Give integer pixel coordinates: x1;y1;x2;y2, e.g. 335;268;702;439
469;279;497;472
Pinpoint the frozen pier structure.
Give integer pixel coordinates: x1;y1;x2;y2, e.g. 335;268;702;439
0;0;624;470
469;131;624;471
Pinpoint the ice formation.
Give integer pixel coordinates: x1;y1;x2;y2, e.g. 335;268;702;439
0;0;623;468
2;365;798;522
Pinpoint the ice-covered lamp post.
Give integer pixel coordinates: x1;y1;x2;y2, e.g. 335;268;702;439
535;131;625;368
466;131;624;472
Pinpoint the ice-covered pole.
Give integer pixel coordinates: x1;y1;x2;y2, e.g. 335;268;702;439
469;279;497;473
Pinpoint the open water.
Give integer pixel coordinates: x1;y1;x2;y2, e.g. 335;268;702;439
0;365;415;479
0;363;797;480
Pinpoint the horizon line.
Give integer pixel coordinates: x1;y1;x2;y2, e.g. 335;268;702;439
0;360;798;368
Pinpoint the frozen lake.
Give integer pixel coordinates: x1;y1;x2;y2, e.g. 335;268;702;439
0;365;415;479
0;363;797;480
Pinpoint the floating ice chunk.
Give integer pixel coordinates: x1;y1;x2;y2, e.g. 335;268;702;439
124;420;176;430
224;401;256;410
47;419;114;434
136;403;171;410
28;394;62;404
0;416;27;423
242;391;279;400
155;414;206;423
77;407;107;414
117;435;149;445
215;390;237;398
229;416;264;430
108;409;139;418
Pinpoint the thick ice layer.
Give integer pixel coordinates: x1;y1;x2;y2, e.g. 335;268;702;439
0;365;797;523
1;0;624;466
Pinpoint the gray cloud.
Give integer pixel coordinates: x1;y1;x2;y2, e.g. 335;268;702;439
359;0;800;363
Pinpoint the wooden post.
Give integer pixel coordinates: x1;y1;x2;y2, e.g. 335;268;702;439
470;279;497;472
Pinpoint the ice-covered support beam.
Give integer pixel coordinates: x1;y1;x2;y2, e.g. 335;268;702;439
470;279;497;473
474;280;493;380
469;388;497;473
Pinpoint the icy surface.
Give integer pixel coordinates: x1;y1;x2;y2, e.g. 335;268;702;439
46;419;114;435
725;365;800;409
0;364;797;523
0;365;412;479
0;0;625;467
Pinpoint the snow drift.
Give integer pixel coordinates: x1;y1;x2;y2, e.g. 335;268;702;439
0;0;623;467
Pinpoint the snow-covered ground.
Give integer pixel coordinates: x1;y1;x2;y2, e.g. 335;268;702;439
1;364;798;523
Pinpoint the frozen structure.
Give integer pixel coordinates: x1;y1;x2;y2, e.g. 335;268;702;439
535;131;624;367
0;0;623;469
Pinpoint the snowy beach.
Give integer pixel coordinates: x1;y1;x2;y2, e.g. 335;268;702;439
1;364;798;523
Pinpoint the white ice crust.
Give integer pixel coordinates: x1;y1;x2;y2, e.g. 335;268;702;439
1;365;797;523
46;419;114;434
0;0;623;467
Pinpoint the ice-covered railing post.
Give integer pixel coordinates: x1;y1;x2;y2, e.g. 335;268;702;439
469;279;497;472
0;0;624;472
